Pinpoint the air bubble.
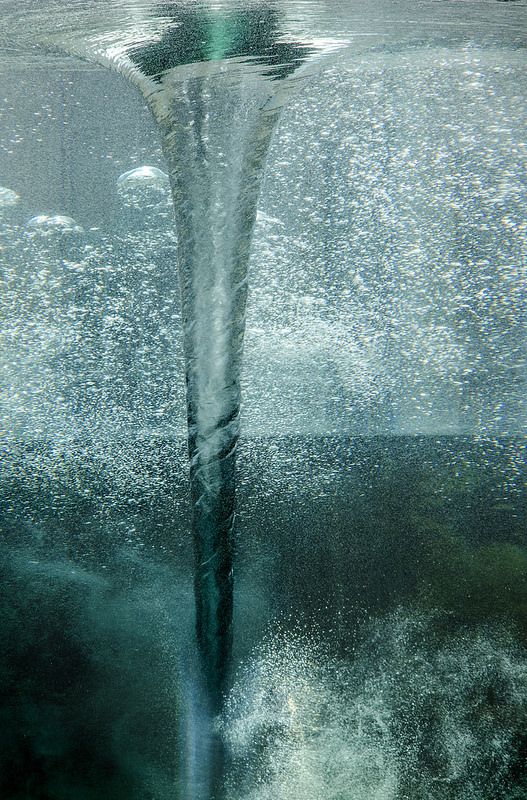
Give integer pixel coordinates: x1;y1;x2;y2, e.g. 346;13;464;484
25;214;84;238
116;165;171;211
0;186;20;210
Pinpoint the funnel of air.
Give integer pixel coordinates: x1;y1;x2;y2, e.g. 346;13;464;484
43;0;347;727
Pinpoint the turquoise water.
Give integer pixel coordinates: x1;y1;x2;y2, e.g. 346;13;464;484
1;435;526;798
1;1;526;797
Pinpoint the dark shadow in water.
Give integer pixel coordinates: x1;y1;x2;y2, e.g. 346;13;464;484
1;436;526;798
129;6;316;81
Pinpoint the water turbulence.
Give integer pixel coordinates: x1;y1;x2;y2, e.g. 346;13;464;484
2;1;527;798
52;3;337;721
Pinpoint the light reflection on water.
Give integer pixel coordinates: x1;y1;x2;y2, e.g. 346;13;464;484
1;0;526;72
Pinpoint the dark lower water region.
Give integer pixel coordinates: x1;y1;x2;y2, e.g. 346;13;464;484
1;434;526;799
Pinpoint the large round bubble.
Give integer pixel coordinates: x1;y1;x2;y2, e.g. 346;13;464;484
116;165;171;212
0;186;20;210
25;214;85;239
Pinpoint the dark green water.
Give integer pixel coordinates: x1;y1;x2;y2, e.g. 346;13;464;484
1;435;526;799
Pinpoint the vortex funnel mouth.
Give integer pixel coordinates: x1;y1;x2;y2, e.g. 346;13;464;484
2;0;525;74
39;4;349;91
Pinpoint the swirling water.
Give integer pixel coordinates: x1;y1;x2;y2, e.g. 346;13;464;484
1;1;526;799
29;3;345;719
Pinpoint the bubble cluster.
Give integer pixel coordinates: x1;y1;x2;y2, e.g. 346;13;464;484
223;613;527;800
1;172;183;446
247;47;526;436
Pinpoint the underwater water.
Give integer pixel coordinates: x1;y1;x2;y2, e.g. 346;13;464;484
1;1;527;798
